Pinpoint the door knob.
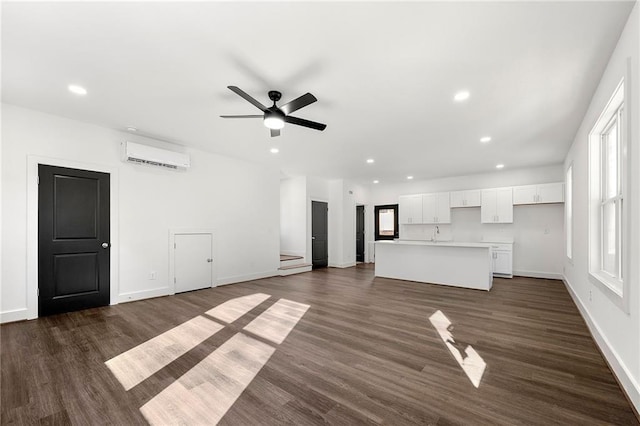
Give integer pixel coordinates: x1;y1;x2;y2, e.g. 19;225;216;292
312;236;316;240
206;258;213;263
102;242;109;249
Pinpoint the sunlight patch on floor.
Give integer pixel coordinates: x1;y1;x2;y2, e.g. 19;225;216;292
105;293;310;425
429;310;487;388
205;293;271;323
140;332;275;425
105;316;224;390
243;298;310;344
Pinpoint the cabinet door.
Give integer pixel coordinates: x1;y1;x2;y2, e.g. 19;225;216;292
435;192;451;223
399;195;422;224
449;191;466;208
495;188;513;223
493;251;512;275
399;195;412;224
465;190;481;207
537;183;564;203
421;194;436;224
513;185;537;205
481;189;497;223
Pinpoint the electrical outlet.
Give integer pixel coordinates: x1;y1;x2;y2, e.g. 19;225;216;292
149;271;157;280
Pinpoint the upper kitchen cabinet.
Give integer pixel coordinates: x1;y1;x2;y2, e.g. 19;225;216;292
399;194;423;224
513;183;564;205
481;187;513;223
450;189;481;208
422;192;451;224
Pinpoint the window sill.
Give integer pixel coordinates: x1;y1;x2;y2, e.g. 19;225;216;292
588;271;628;313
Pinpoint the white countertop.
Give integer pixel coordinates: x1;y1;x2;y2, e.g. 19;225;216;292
375;240;493;248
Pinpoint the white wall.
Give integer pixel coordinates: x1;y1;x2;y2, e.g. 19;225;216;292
280;176;307;257
368;165;565;278
1;104;280;322
563;3;640;412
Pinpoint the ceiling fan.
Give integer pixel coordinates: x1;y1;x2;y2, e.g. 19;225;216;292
220;86;327;137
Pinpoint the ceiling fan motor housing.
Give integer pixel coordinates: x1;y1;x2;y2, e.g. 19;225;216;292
268;90;282;103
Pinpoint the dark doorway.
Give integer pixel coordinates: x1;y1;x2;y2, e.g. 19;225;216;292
356;205;365;262
38;165;111;316
374;204;399;240
311;200;328;268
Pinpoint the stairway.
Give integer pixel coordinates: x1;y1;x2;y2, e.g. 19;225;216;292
278;255;312;276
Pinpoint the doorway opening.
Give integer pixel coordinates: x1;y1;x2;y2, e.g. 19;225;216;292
356;205;365;262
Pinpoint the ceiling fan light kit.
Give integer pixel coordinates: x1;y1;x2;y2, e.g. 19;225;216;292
221;86;326;137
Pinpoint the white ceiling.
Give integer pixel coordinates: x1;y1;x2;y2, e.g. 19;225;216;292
1;1;635;184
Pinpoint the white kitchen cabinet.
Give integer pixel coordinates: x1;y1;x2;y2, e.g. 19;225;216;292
450;189;481;208
481;188;513;223
490;243;513;278
513;183;564;205
422;192;451;224
399;194;423;224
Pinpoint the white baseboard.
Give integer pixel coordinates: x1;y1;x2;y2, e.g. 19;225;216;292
0;308;28;324
216;270;278;286
513;270;563;280
118;287;170;303
328;262;356;268
563;275;640;414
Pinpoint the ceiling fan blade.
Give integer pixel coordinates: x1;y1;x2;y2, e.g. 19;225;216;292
280;93;317;115
285;115;327;131
227;86;267;111
220;115;263;118
270;129;281;137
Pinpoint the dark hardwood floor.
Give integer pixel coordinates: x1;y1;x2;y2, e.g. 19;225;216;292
1;264;638;425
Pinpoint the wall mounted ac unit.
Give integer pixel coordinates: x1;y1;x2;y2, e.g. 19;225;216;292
122;141;191;170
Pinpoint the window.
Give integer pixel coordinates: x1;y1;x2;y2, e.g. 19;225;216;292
374;204;398;240
565;165;572;260
588;79;626;302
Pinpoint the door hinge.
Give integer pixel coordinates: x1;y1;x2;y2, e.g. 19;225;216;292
174;277;176;284
37;288;39;296
174;243;176;249
37;176;40;185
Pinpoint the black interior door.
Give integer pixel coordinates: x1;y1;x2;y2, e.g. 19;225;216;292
311;201;328;268
38;165;110;316
356;205;365;262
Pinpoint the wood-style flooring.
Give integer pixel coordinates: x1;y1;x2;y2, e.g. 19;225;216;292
1;264;638;425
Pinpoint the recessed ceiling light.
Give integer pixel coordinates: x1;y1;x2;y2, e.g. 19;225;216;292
366;158;375;164
373;180;379;184
68;84;87;96
270;148;279;154
407;176;414;180
496;164;505;169
480;136;491;143
454;91;470;102
126;126;138;132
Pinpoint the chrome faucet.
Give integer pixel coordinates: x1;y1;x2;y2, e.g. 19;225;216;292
432;225;440;242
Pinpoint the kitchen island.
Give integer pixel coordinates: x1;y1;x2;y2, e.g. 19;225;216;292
374;240;493;290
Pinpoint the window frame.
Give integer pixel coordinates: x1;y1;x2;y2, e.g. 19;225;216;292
587;77;629;312
565;164;573;261
374;204;399;241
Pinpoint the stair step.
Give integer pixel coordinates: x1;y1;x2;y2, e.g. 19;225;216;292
278;263;312;270
280;255;304;262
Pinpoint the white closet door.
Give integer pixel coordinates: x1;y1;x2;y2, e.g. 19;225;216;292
174;233;212;293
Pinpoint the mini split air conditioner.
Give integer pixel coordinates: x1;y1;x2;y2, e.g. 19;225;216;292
122;141;191;170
